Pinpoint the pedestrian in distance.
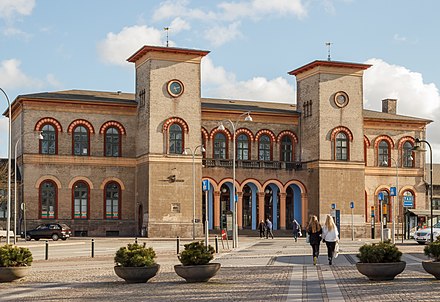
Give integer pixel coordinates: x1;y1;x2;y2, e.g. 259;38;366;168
265;218;274;239
292;219;301;242
307;215;322;265
258;219;266;238
322;214;339;265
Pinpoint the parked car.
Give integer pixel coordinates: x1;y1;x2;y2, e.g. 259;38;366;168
414;222;440;244
23;223;72;241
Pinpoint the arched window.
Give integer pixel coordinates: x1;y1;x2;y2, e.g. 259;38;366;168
403;141;414;168
336;132;348;161
40;180;57;219
237;134;249;160
40;124;57;155
280;136;293;162
73;181;88;219
214;133;227;159
73;125;89;156
105;127;120;157
105;182;120;219
259;135;271;161
169;124;183;154
378;140;390;166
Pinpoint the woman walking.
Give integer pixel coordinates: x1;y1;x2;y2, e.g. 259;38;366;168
322;215;339;265
307;215;322;265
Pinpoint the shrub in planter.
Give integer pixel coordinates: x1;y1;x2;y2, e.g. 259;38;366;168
114;243;159;283
174;241;220;283
422;237;440;279
356;240;405;281
0;244;33;282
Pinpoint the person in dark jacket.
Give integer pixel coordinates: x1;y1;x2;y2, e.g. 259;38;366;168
307;215;322;265
292;219;301;242
258;220;266;238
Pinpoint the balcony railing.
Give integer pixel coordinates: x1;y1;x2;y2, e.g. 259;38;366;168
202;159;302;170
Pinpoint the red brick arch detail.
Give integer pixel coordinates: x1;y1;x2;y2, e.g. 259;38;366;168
209;127;232;140
374;135;394;149
236;128;254;141
34;117;63;132
99;121;126;135
255;129;276;142
398;136;415;149
364;135;371;147
162;117;189;133
276;130;298;143
67;119;95;134
201;127;209;141
330;126;353;142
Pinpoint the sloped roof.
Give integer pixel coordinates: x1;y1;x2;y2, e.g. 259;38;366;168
363;109;432;123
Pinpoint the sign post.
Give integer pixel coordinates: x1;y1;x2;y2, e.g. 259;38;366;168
390;187;396;244
371;206;375;239
202;180;210;246
378;192;384;242
350;201;355;240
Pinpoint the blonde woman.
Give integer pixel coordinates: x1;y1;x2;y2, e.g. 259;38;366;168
322;215;339;265
306;215;322;265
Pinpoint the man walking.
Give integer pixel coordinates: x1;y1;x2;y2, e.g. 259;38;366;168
265;218;274;239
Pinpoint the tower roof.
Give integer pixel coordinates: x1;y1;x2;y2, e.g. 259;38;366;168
288;60;371;76
127;45;210;63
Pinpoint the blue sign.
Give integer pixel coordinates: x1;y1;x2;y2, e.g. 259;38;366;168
403;195;414;207
331;203;336;210
390;187;397;196
350;201;354;209
202;180;210;191
378;192;384;201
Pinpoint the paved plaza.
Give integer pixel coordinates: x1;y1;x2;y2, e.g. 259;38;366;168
0;236;439;301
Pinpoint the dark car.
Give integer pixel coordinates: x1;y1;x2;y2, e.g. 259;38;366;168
23;223;72;241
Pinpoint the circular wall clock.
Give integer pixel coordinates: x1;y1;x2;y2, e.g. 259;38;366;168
167;79;184;97
334;91;349;108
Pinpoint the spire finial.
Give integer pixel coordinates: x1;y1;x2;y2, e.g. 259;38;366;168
325;42;332;61
164;27;170;47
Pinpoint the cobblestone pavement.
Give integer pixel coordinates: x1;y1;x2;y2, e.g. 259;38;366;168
0;237;439;301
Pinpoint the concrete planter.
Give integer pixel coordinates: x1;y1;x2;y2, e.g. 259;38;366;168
114;264;160;283
0;267;31;282
356;261;406;281
422;261;440;279
174;263;221;283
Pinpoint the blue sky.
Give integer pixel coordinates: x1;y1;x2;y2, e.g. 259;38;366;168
1;0;440;161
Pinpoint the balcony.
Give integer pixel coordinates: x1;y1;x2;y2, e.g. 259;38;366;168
202;159;302;170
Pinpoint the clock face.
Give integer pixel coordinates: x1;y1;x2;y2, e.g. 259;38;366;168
334;91;349;108
167;80;184;97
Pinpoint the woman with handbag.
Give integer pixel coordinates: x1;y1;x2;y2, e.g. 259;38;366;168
306;215;322;265
322;214;339;265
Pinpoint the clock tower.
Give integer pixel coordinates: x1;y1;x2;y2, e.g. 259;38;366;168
128;46;210;237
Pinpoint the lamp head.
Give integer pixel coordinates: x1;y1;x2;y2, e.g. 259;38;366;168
382;160;388;166
217;123;225;131
38;131;44;140
412;145;426;152
182;149;188;155
244;113;253;122
201;146;206;152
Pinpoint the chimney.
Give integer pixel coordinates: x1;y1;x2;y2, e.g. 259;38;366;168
382;99;397;114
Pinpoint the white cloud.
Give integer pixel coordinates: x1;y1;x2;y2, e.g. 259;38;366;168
201;57;295;103
393;34;407;42
363;58;440;162
152;0;215;22
0;59;42;89
2;26;31;39
204;22;241;47
97;25;165;66
218;0;308;21
0;0;35;20
169;17;191;33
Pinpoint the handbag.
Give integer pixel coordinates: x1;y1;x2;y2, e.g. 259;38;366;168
334;241;339;258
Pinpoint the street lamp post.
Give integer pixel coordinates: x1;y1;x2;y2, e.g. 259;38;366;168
184;145;205;240
384;157;398;244
413;138;434;243
14;132;43;243
217;112;252;249
0;88;12;245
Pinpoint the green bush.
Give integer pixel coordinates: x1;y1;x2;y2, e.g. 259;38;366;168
114;243;156;267
357;240;402;263
0;244;33;267
178;241;215;266
424;241;440;262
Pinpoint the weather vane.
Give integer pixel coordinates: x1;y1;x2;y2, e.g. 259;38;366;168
164;27;170;47
325;42;332;61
